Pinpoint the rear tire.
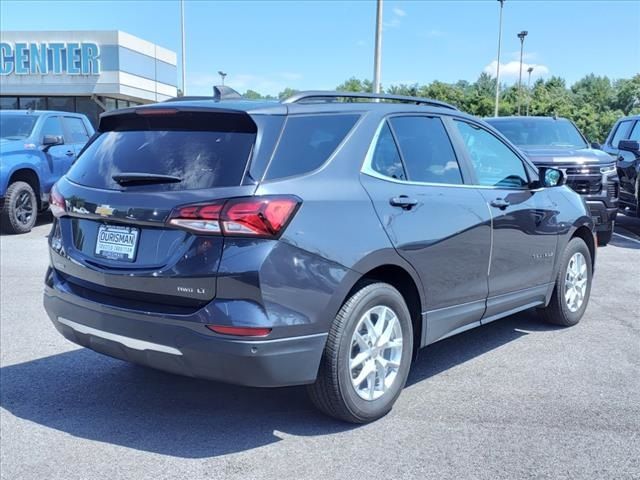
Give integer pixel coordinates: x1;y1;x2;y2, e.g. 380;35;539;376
307;282;413;423
538;237;592;327
1;181;37;234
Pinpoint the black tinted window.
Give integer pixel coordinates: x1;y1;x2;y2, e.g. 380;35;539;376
265;114;359;180
455;120;528;188
370;122;406;180
610;120;632;147
41;116;64;140
67;129;255;191
489;118;586;149
64;117;89;143
389;116;462;184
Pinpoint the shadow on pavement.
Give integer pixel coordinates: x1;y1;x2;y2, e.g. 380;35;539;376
0;309;559;458
609;234;640;250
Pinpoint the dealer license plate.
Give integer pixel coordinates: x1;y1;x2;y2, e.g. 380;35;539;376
95;224;140;262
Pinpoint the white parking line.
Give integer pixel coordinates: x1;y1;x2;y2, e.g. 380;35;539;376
613;232;640;245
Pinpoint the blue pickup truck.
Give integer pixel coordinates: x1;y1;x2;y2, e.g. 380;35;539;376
0;110;94;233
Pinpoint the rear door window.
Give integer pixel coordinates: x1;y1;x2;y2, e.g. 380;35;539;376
265;114;359;180
389;116;463;184
66;112;257;191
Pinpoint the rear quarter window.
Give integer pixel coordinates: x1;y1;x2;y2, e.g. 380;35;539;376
264;114;359;180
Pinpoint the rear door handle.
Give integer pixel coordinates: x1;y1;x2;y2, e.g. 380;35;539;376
390;195;418;210
490;198;510;210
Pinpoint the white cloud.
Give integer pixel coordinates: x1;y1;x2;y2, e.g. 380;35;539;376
509;51;538;62
393;7;406;17
484;60;549;83
384;17;401;28
384;6;407;29
188;72;303;96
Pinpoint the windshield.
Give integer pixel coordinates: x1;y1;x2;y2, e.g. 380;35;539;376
0;114;39;140
489;118;587;149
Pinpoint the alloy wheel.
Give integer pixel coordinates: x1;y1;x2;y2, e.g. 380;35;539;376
564;252;588;313
14;191;34;225
349;305;403;401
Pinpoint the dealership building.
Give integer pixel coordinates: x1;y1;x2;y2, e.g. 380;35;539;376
0;30;178;125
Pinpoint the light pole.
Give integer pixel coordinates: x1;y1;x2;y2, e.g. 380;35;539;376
517;30;528;115
526;66;534;116
180;0;186;96
372;0;383;94
493;0;505;117
218;71;227;86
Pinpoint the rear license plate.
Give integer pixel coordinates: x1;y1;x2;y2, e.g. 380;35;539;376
95;224;140;262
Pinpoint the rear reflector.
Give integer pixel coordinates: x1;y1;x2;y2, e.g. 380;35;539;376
167;196;300;238
206;325;272;337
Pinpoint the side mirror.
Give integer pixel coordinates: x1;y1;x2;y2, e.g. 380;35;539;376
42;135;64;151
536;166;566;188
618;139;640;154
590;142;601;150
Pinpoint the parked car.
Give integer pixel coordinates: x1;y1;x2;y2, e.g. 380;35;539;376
44;91;596;423
0;110;94;234
486;116;619;246
601;115;640;217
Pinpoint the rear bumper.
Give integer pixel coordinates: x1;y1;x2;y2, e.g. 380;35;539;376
585;201;618;231
43;285;327;388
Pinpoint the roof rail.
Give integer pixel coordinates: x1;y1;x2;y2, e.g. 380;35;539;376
282;90;458;110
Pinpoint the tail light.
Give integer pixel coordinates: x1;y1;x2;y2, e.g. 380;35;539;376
50;184;66;218
167;196;300;238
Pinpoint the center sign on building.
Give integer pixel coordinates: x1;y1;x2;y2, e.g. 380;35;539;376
0;30;178;125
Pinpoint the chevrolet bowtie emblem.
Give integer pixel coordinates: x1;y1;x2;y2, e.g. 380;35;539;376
95;205;114;216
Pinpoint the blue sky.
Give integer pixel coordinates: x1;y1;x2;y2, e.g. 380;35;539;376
1;0;639;96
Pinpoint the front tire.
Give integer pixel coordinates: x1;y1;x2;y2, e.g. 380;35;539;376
307;282;413;423
1;181;37;234
538;237;592;327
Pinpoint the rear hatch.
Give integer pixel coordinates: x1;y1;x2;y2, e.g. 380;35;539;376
50;106;268;312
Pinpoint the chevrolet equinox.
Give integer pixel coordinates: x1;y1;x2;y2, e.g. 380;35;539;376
44;91;596;423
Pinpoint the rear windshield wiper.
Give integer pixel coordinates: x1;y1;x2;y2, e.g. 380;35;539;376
112;173;183;186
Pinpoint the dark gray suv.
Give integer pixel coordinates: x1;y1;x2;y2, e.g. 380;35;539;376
44;91;596;423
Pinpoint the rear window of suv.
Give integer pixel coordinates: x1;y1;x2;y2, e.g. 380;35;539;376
264;114;359;180
66;111;256;191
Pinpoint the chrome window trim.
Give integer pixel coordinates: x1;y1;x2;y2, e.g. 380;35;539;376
361;117;533;191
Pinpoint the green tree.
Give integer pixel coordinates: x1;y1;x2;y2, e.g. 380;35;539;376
278;87;300;100
335;77;373;93
243;89;264;100
613;74;640;114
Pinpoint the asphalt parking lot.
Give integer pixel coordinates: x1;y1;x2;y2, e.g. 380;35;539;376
1;215;639;480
